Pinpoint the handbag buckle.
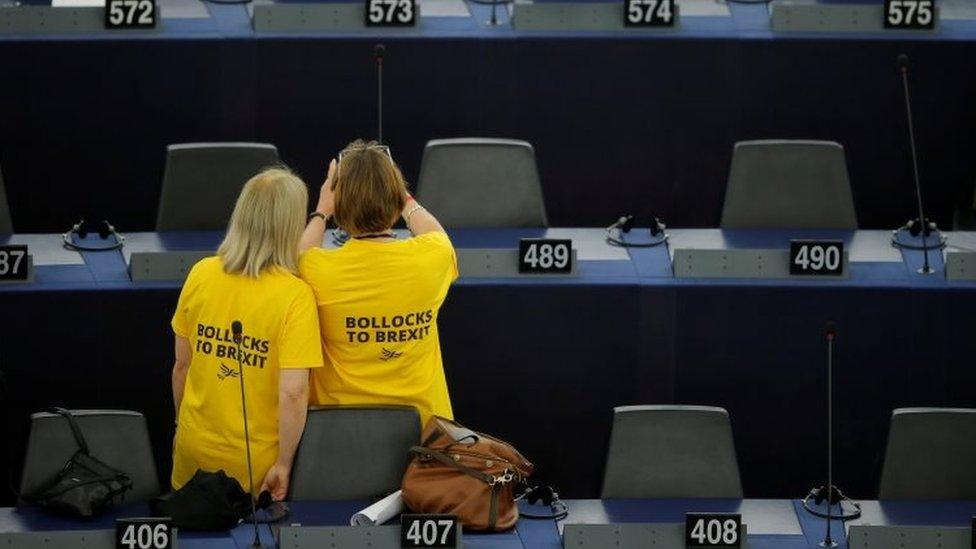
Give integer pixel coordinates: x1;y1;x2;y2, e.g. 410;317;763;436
489;469;514;486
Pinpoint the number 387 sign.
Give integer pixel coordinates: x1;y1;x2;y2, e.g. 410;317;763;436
625;0;675;27
366;0;416;26
105;0;156;28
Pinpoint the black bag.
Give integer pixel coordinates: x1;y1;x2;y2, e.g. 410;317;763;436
150;470;253;531
25;408;133;518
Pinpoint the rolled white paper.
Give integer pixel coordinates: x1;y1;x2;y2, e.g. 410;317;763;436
351;490;404;526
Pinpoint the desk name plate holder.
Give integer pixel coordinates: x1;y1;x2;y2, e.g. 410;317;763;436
944;252;976;282
848;524;972;549
672;248;850;279
128;248;577;280
563;522;748;548
278;525;401;549
251;1;423;32
511;0;680;31
769;0;939;32
0;5;163;34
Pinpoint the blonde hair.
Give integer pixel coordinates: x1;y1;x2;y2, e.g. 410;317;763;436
217;167;308;278
333;140;407;235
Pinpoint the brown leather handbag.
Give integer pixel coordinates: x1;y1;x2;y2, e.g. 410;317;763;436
401;417;534;531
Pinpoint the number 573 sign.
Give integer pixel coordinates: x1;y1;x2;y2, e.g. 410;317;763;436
366;0;416;26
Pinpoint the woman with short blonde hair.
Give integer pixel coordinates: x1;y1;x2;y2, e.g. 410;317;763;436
171;167;323;501
299;140;457;426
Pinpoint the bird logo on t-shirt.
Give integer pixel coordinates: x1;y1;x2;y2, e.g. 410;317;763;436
379;348;403;361
217;363;240;380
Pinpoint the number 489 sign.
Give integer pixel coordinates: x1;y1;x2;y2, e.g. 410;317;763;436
625;0;675;27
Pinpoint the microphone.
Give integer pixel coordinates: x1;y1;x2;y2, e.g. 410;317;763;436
374;44;385;144
231;320;265;548
824;321;836;341
896;53;935;275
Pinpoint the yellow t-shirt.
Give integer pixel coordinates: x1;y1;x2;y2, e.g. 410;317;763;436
170;257;323;494
298;232;458;426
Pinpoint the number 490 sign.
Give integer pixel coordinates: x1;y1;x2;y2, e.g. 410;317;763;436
105;0;156;29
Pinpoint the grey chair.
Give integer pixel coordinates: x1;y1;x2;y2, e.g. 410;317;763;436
416;138;548;228
720;140;858;229
289;406;421;500
0;164;12;234
878;408;976;500
18;410;160;504
601;405;743;499
155;143;280;231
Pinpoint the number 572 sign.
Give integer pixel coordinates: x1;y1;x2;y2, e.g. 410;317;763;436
105;0;157;28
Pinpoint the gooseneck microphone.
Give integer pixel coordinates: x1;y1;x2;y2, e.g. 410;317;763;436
897;54;935;275
232;321;263;548
821;321;837;548
374;44;385;144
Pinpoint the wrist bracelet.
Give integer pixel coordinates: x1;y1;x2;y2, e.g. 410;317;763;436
404;204;424;226
308;211;327;223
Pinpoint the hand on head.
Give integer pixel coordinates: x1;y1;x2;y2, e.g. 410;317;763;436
317;159;337;217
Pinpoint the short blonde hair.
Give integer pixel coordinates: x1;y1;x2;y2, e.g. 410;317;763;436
217;167;308;278
333;140;407;235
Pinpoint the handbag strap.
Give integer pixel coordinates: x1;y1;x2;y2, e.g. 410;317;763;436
410;446;495;485
50;407;90;455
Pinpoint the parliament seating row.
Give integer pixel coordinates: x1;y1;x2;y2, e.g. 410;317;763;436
0;139;859;234
17;406;976;506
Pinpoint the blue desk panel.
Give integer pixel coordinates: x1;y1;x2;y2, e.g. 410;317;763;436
280;500;525;548
0;229;974;505
1;4;976;233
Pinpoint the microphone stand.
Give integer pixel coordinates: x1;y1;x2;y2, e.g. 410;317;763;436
898;55;935;275
821;327;836;548
233;321;266;548
374;44;384;144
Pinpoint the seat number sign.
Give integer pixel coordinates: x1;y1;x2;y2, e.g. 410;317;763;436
0;245;28;281
366;0;416;26
884;0;935;29
685;513;741;548
105;0;156;28
625;0;675;27
519;239;571;274
790;240;844;276
116;518;173;549
401;514;458;548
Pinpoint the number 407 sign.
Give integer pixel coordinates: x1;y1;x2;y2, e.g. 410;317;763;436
625;0;675;27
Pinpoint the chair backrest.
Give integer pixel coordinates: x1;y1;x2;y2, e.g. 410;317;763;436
721;140;858;229
601;405;743;499
416;138;548;228
155;143;280;231
878;408;976;499
289;406;420;500
0;164;12;234
18;410;160;504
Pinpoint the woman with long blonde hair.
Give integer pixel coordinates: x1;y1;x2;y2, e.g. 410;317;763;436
170;167;323;501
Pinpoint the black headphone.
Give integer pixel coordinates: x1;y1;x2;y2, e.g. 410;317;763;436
801;485;861;520
890;217;947;252
63;219;125;251
605;214;668;248
516;485;569;520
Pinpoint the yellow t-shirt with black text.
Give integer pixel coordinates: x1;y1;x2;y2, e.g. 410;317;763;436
170;257;323;494
298;232;457;426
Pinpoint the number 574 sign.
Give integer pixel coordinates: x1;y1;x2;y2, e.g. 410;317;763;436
105;0;157;29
